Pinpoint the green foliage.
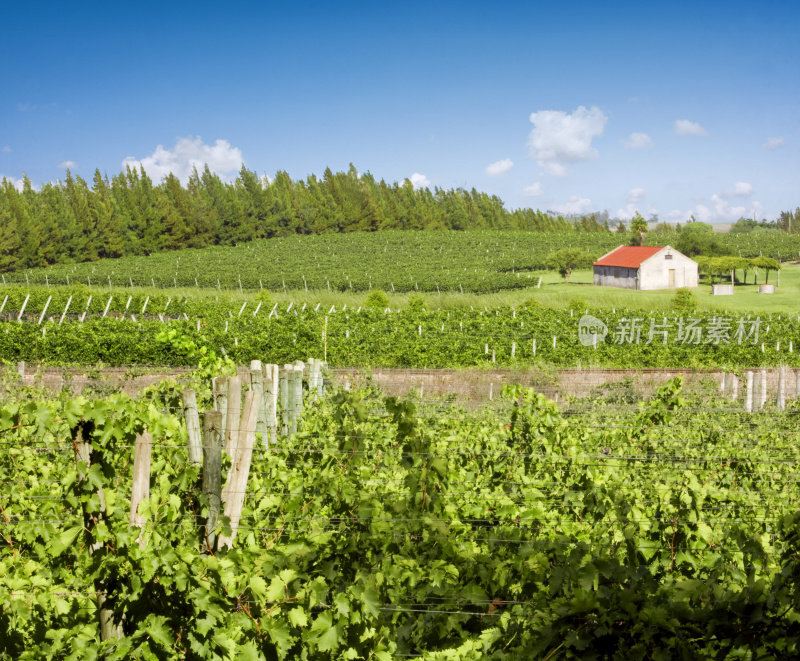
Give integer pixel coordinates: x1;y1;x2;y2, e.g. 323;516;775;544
407;293;426;313
544;248;596;282
671;287;697;312
364;289;390;310
5;379;800;656
0;166;611;273
0;293;799;369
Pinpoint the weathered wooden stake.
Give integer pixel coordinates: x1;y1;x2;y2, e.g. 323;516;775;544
760;369;768;409
218;392;259;550
225;375;242;455
202;410;223;550
249;361;267;443
181;389;203;465
745;371;754;413
778;367;786;411
212;377;229;436
129;432;152;548
280;366;290;436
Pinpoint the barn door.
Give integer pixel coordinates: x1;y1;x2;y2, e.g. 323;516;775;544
668;269;676;288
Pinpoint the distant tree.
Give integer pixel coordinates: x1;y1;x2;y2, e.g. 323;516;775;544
675;223;723;257
615;221;626;233
777;208;799;233
545;248;595;282
629;213;648;246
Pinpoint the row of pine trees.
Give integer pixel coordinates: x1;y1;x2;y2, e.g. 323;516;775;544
0;164;609;271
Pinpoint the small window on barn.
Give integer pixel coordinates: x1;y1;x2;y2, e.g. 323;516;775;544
665;253;673;260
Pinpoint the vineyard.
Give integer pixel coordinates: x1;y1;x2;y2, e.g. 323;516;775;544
5;229;800;293
2;365;800;658
1;286;799;369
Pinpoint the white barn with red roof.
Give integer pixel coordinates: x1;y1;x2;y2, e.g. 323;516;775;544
593;245;698;290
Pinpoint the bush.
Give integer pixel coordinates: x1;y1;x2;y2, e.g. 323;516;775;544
364;289;390;310
407;294;426;313
568;297;588;313
672;288;697;312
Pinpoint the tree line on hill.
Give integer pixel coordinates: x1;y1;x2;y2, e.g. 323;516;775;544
0;164;610;271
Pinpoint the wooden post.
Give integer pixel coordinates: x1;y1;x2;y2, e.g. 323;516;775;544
745;370;754;413
760;369;768;409
129;432;152;548
264;364;278;445
225;375;242;455
181;389;203;465
294;360;305;417
17;293;30;322
218;392;259;550
212;377;229;436
730;374;738;402
73;422;121;642
249;361;267;443
280;366;290;437
778;367;786;411
202;411;223;551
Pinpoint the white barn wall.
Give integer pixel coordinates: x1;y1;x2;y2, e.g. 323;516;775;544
638;248;698;290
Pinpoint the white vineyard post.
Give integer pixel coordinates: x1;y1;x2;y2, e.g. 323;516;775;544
59;295;72;325
778;367;786;411
745;371;754;413
38;295;52;325
17;293;30;322
730;374;738;402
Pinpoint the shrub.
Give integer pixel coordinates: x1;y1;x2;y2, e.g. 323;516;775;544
364;289;390;310
672;288;697;312
407;294;426;313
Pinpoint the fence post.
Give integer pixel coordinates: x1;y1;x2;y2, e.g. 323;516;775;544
225;375;242;455
778;367;786;411
250;360;267;443
730;373;738;402
280;366;290;436
745;370;754;413
264;364;278;445
202;410;223;551
129;432;152;548
181;390;203;465
218;391;259;550
212;377;229;437
760;369;768;409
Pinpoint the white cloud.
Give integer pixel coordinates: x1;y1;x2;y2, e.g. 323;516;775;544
551;195;593;215
527;105;607;176
122;136;243;183
722;181;752;198
522;181;542;197
627;187;646;204
59;160;77;169
674;119;707;136
764;136;784;150
409;172;430;189
1;145;10;153
1;175;25;192
687;193;763;223
485;158;514;176
624;132;654;149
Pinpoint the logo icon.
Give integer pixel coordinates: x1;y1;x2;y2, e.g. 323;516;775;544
578;314;608;347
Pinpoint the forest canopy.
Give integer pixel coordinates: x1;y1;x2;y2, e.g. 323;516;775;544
0;164;609;271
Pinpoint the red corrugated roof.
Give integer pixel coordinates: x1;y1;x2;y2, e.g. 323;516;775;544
593;245;663;268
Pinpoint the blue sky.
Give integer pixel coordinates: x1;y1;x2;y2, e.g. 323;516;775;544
1;0;797;222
